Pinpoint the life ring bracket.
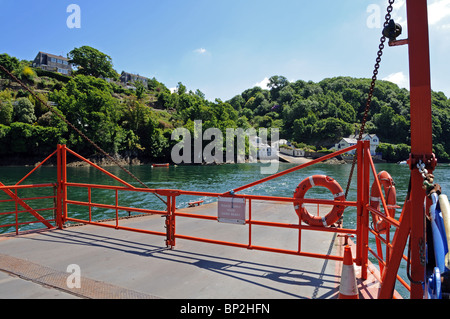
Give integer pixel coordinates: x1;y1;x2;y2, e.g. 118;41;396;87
293;175;346;228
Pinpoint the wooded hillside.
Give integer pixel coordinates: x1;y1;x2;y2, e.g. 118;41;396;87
1;50;449;163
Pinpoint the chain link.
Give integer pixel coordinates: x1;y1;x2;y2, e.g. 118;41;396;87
345;0;396;198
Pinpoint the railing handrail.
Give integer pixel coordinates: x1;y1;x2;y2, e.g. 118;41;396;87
0;142;410;298
0;183;56;191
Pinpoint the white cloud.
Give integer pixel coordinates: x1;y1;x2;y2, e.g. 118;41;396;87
392;0;407;25
194;48;207;54
382;72;409;89
254;77;270;90
428;0;450;28
383;0;450;29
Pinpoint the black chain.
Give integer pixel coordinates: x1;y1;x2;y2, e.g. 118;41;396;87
344;0;396;198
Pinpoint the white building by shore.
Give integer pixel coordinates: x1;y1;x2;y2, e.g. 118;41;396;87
333;134;380;155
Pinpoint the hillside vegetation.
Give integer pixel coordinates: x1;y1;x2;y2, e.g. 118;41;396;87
1;49;450;164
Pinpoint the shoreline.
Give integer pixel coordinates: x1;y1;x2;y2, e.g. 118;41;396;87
0;154;314;167
0;153;394;168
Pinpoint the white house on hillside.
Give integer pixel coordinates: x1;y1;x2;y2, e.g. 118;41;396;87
249;136;278;160
333;134;380;155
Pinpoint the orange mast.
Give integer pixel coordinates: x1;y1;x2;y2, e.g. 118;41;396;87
379;0;435;299
407;0;435;299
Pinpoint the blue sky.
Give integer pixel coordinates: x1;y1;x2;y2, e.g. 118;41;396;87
1;0;449;101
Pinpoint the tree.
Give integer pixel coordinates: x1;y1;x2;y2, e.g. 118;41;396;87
0;101;13;125
0;53;19;78
376;143;410;162
50;75;124;154
147;77;167;92
229;95;245;111
373;105;410;144
434;143;450;162
68;46;118;79
134;81;145;99
268;75;289;100
13;97;36;124
177;82;187;95
0;124;10;154
268;75;289;91
312;118;353;146
7;122;64;155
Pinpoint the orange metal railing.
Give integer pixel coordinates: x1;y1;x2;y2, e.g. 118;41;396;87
363;146;412;296
0;183;57;234
56;143;361;263
0;141;412;298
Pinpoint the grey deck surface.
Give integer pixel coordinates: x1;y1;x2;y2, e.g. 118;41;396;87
0;201;343;299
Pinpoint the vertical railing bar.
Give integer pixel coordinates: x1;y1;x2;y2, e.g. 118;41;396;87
88;187;92;222
171;195;176;247
362;140;371;280
166;195;171;248
115;189;119;228
15;188;19;235
62;145;68;224
248;199;252;248
356;140;363;265
56;145;62;229
298;212;302;254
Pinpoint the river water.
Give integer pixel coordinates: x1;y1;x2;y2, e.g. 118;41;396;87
1;161;450;298
2;161;449;214
2;161;450;233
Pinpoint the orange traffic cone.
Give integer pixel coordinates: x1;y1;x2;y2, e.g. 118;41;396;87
338;245;359;299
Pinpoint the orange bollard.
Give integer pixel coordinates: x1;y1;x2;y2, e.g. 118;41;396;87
339;245;359;299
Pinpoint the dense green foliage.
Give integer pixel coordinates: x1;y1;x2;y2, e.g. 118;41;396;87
68;46;118;79
1;50;450;163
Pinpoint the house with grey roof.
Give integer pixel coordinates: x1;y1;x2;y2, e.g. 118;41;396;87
119;71;149;87
32;52;72;76
333;134;380;155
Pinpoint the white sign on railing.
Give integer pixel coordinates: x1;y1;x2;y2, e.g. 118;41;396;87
217;197;246;225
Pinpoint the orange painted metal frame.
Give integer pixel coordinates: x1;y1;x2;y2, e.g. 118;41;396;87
0;147;58;233
0;141;415;298
0;184;57;235
54;144;362;263
405;0;433;299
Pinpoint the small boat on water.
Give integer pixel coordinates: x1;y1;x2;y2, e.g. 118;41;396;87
152;163;170;168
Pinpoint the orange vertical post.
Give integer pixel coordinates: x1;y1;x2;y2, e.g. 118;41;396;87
115;189;119;229
361;140;371;280
406;0;434;299
165;196;171;248
14;189;18;235
62;145;68;224
248;198;252;248
165;195;177;249
56;145;63;229
88;187;92;222
379;200;412;298
171;195;177;247
356;140;363;267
